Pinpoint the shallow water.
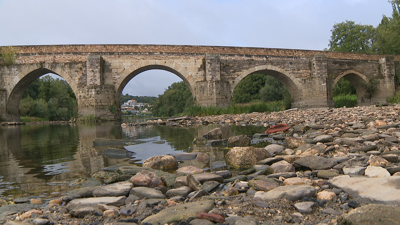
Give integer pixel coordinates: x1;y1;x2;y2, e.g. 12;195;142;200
0;122;266;197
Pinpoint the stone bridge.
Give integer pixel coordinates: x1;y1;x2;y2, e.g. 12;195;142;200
0;44;399;122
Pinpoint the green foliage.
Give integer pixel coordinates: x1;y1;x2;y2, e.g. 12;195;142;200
0;46;17;65
333;94;358;108
231;74;267;104
259;76;290;102
19;75;77;121
374;0;400;54
328;20;376;53
152;81;193;117
120;94;157;104
333;78;356;96
387;90;400;103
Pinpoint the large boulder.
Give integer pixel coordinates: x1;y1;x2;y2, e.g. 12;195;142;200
142;155;178;170
226;147;271;169
129;170;165;188
228;135;251;147
340;204;400;225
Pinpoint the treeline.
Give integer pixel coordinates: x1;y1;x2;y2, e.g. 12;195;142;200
120;94;157;104
20;75;77;121
152;74;291;117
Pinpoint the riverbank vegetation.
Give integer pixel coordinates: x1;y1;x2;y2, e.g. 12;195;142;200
19;75;77;122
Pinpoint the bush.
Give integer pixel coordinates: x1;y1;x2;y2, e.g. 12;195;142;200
333;94;357;108
387;91;400;104
0;46;17;65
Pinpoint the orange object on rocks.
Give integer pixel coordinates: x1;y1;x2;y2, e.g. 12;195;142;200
197;213;225;223
265;124;289;134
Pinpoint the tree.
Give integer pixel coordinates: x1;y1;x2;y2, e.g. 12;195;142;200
374;0;400;54
328;20;376;53
231;74;267;104
259;76;290;102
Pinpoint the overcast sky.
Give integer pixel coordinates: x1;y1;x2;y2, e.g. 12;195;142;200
0;0;393;97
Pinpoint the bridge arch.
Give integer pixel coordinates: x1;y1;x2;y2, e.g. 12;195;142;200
332;70;368;105
232;65;302;107
7;65;78;121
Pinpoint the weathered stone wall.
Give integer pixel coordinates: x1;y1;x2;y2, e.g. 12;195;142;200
0;44;399;122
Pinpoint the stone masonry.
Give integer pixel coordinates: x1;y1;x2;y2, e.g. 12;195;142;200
0;44;399;122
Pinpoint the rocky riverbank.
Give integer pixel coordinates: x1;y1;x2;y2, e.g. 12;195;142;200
3;105;400;224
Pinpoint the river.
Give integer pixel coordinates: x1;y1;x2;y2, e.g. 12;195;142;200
0;122;266;198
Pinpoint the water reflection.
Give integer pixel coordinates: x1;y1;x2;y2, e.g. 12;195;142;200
0;122;266;196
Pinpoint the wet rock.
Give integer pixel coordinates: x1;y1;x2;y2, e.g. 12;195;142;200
130;187;165;199
226;147;271;169
285;137;306;149
340;204;400;225
130;170;165;188
169;153;198;160
93;181;132;197
142;155;179;170
294;155;337;170
141;200;214;224
254;184;316;201
228;135;251;147
202;128;222;140
196;152;211;162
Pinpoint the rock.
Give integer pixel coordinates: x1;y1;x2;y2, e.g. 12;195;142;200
197;213;225;223
69;206;102;218
317;170;339;179
228;135;251;147
340;204;400;225
203;181;220;193
190;219;215;225
142;155;178;170
257;157;284;165
249;179;280;191
169;153;198;160
141;200;214;224
226;147;271;169
270;160;295;173
165;186;193;198
312;135;333;143
177;166;204;174
330;176;400;204
285;137;306;149
294;155;337;170
196;152;211;162
265;144;285;155
193;137;207;145
317;190;336;201
254;185;316;201
343;166;366;176
130;187;165;199
365;166;391;178
294;201;315;214
33;218;50;225
187;174;203;191
202;128;222;140
368;156;390;167
283;177;312;186
67;196;127;209
321;208;342;215
93;181;132;197
214;170;232;179
193;173;223;183
382;154;399;163
130;170;165;188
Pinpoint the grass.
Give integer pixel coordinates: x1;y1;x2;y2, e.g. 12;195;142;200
387;91;400;104
333;94;357;108
184;100;290;117
77;115;97;123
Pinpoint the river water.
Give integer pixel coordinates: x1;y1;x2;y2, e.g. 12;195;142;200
0;123;266;198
